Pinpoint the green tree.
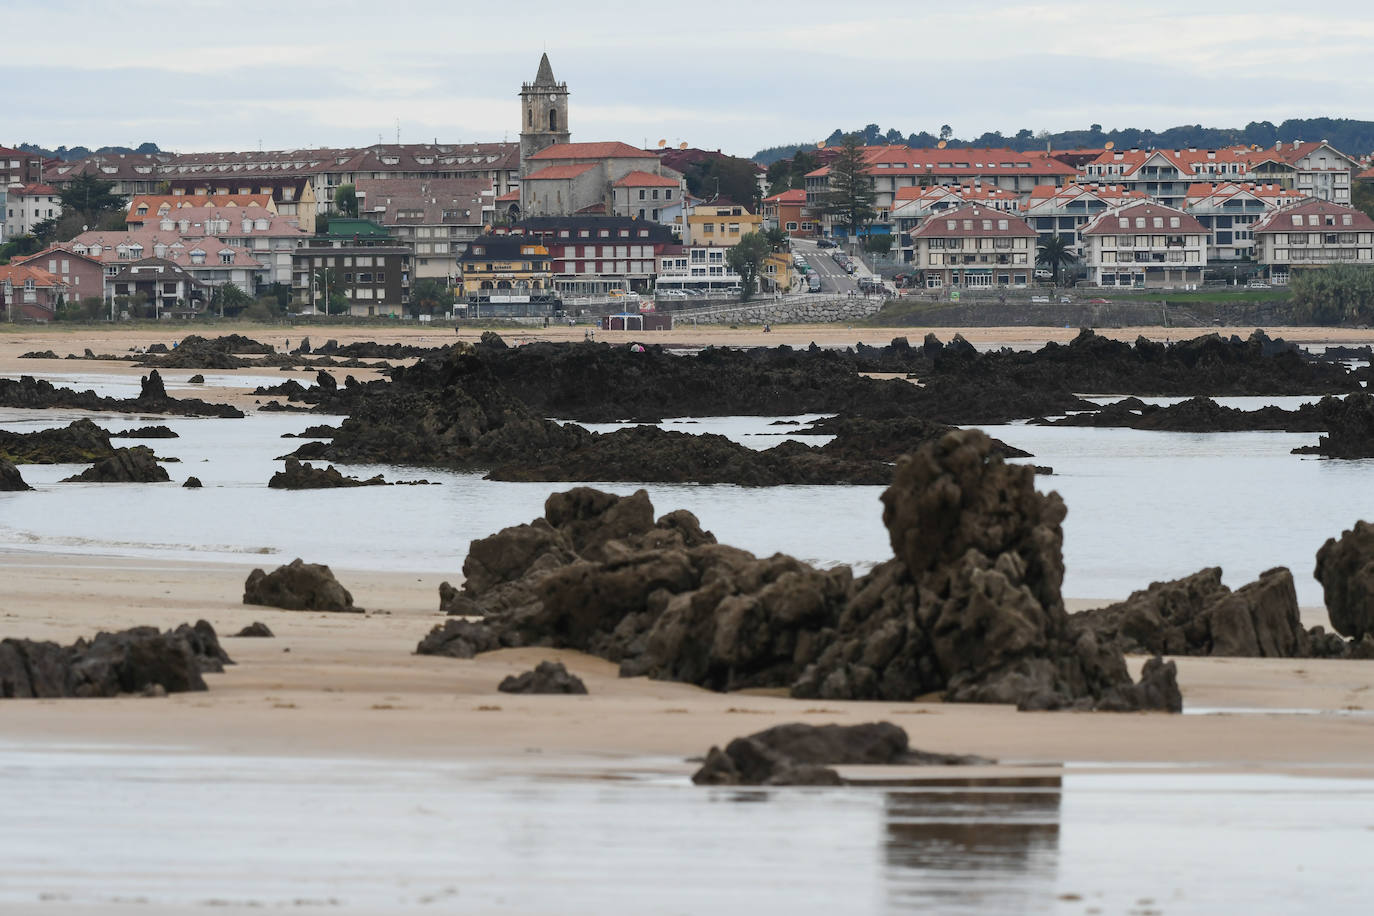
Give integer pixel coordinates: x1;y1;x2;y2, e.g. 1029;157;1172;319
411;277;456;316
763;226;789;251
726;231;771;301
1036;235;1079;285
210;283;253;316
59;174;126;229
823;134;877;240
863;234;893;256
1351;180;1374;223
334;183;358;217
1290;264;1374;325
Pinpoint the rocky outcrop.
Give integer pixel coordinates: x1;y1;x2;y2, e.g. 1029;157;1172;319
1;458;33;491
61;446;170;483
691;722;991;786
233;622;275;638
0;373;243;418
1314;522;1374;640
136;334;275;370
243;559;361;612
267;457;387;489
1073;567;1314;658
417;432;1179;712
182;476;202;488
0;620;230;698
0;418;119;464
438;581;462;614
1292;394;1374;458
111;425;179;439
497;660;588;694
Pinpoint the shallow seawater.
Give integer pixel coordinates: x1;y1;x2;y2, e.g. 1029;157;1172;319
0;745;1368;914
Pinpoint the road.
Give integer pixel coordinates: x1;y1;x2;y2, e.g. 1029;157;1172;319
790;238;859;295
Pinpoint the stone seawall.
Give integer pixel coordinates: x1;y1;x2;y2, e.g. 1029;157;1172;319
670;297;885;326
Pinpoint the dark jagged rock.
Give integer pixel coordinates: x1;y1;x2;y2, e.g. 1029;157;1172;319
187;374;205;384
1;458;33;491
19;350;59;359
110;425;178;439
243;558;361;612
0;373;242;418
182;476;202;488
268;457;387;489
1314;522;1374;640
136;334;273;369
233;622;275;638
438;581;464;614
497;660;588;694
62;446;170;483
795;415;1032;462
1040;394;1340;434
0;418;117;464
281;425;339;439
1293;394;1374;458
0;620;229;698
418;433;1178;712
1074;567;1312;658
690;722;990;786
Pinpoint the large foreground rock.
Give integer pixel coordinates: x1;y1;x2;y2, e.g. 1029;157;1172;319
0;620;230;698
1315;521;1374;639
243;558;361;612
691;722;991;786
61;446;170;483
1;458;32;491
1074;567;1314;657
417;431;1179;712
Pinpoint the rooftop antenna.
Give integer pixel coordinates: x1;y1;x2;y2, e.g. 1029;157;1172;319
396;119;400;145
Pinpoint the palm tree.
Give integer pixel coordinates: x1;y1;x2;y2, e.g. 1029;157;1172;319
1036;235;1079;286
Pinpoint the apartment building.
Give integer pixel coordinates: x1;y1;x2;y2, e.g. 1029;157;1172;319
125;205;308;285
355;178;490;280
907;205;1038;289
1252;199;1374;284
67;229;267;297
1246;141;1360;204
1080;202;1209;288
0;146;46;187
291;244;413;317
456;235;554;314
892;184;1021;263
1022;183;1149;255
108;259;206;316
1183;182;1306;261
12;246;105;303
4;184;61;239
683;200;762;247
493;217;674;296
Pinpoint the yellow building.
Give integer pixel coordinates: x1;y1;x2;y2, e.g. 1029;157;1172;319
684;201;763;247
762;250;792;292
458;235;555;314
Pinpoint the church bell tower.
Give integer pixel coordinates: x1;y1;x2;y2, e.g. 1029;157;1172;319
519;53;571;177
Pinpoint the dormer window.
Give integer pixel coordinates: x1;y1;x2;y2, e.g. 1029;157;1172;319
221;251;234;264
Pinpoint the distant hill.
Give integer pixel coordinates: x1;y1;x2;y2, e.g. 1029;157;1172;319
18;142;163;161
753;118;1374;164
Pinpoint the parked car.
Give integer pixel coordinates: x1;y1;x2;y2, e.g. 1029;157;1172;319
1247;281;1271;289
1088;297;1112;304
1034;268;1053;280
1030;295;1050;303
1059;295;1071;303
817;238;837;249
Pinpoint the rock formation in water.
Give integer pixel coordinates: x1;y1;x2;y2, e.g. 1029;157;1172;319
267;457;387;489
691;722;991;786
1;458;33;491
61;446;170;483
110;425;179;439
182;476;202;488
1292;394;1374;458
0;620;230;698
243;559;361;612
1;418;121;464
1314;522;1374;640
0;372;243;418
417;431;1181;712
497;660;588;694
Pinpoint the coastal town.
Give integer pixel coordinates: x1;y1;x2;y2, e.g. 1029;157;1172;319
4;52;1374;323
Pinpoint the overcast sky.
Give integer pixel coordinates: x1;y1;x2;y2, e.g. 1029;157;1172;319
6;0;1373;157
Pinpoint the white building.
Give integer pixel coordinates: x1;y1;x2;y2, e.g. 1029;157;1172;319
1183;182;1306;262
907;205;1038;289
126;205;308;286
1252;199;1374;284
4;183;61;239
1080;202;1209;288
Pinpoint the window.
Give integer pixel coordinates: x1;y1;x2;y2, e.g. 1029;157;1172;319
639;190;646;200
358;272;373;282
221;252;234;264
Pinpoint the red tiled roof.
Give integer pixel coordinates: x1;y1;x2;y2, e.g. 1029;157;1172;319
764;188;807;204
909;205;1037;238
1252;198;1374;234
612;170;678;188
1081;202;1208;236
524;163;597;181
127;193;273;216
12;244;102;267
0;264;63;287
12;183;58;196
529;142;657;161
496;189;520;202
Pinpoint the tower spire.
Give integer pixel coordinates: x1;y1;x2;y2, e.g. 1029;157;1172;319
534;52;556;86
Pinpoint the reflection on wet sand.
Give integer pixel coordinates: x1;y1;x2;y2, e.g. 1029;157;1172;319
884;777;1062;912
